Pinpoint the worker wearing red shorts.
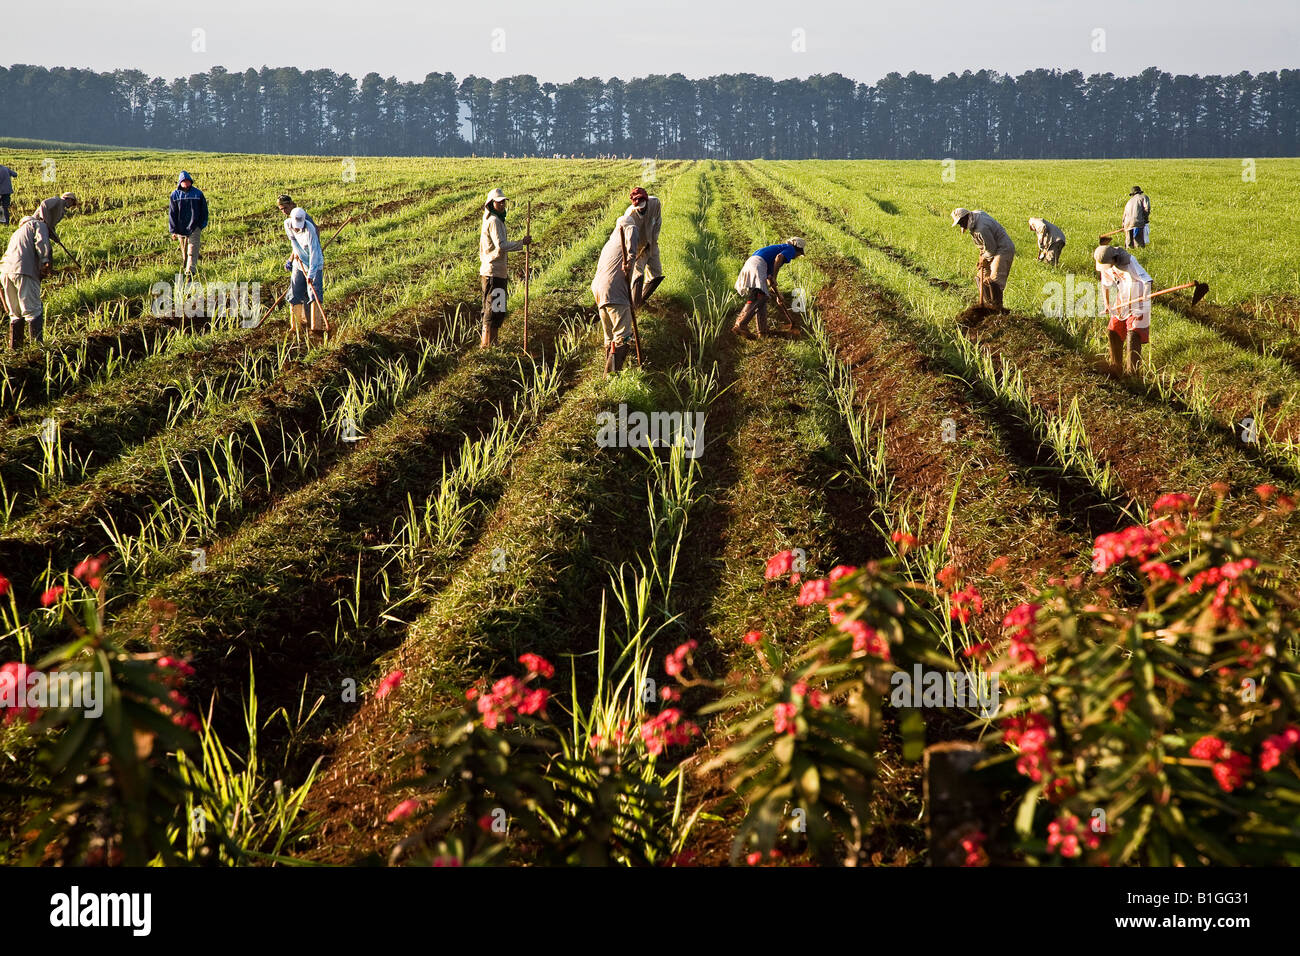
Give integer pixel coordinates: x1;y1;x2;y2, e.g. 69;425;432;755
1095;244;1152;374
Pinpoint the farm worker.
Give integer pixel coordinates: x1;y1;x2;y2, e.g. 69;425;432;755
626;186;663;307
478;187;530;349
1028;217;1065;266
952;208;1015;313
1122;186;1151;249
591;211;641;375
0;162;17;225
1094;244;1152;375
277;193;314;228
732;237;806;339
284;207;325;333
1;193;77;348
168;171;209;278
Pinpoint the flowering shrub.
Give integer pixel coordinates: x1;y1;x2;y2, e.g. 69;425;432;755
395;648;702;867
982;493;1300;865
3;558;203;865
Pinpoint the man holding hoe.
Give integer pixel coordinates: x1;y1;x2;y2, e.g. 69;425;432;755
284;206;326;333
731;237;806;339
626;186;663;308
591;209;641;375
953;207;1014;314
1095;243;1153;375
1;192;78;348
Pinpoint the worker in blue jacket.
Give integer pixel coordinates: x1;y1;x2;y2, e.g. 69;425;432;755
168;170;209;278
732;237;806;338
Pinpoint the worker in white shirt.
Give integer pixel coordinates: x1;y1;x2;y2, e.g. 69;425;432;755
1094;244;1152;374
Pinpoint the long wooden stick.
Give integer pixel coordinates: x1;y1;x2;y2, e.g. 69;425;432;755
621;235;642;366
251;214;354;329
523;199;530;355
289;244;329;332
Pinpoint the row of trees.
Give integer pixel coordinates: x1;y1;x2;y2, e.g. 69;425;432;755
3;64;1298;158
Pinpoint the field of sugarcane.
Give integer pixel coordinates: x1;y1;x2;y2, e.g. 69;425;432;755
2;150;1299;868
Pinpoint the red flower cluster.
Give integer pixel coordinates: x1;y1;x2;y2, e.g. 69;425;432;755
155;656;201;733
1046;812;1101;858
1002;602;1044;671
73;554;108;589
773;701;798;735
828;564;857;582
1187;559;1258;624
375;669;404;700
0;573;9;597
1260;727;1300;772
839;618;889;660
791;680;825;710
796;577;831;606
0;661;40;724
1001;712;1054;782
960;830;989;866
386;798;419;822
518;653;554;679
40;586;64;608
664;641;697;678
949;585;983;624
1138;559;1180;584
589;720;630;752
743;630;763;645
890;531;917;551
473;676;549;729
1189;736;1252;793
1151;493;1195;515
1091;524;1168;574
639;708;699;756
765;550;797;580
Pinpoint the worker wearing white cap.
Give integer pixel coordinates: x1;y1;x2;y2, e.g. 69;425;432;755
478;187;531;348
284;206;325;332
1028;217;1065;266
732;237;805;339
1095;244;1152;374
952;208;1015;313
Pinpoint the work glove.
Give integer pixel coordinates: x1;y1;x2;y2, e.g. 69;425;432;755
284;259;293;272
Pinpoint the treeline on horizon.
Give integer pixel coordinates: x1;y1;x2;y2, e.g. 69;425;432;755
2;63;1298;159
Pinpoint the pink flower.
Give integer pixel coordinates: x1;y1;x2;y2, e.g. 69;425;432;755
828;564;858;582
386;799;419;822
375;669;405;700
949;585;983;624
1001;713;1054;782
73;554;108;582
765;550;796;580
1092;524;1168;573
746;851;763;866
1212;752;1251;793
891;531;917;550
796;578;830;606
1151;493;1194;515
773;702;798;736
960;831;988;866
640;708;700;756
0;662;40;724
1189;735;1225;761
0;574;9;597
743;630;763;645
518;653;554;679
517;688;549;717
40;586;64;607
1259;727;1300;772
839;618;889;659
664;640;698;678
1255;484;1277;501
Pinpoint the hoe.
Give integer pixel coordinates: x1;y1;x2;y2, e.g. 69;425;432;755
1128;280;1211;307
247;214;354;329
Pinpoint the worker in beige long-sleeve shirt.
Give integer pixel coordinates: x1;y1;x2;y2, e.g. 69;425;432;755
1028;217;1066;266
591;212;640;375
952;207;1015;313
626;186;664;307
478;187;531;348
1;191;78;348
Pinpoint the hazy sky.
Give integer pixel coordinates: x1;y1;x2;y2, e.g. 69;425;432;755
10;0;1298;83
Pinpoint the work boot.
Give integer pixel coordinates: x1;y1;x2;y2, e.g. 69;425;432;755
7;318;23;349
630;276;644;308
1126;333;1143;375
990;283;1007;315
640;275;664;306
27;316;43;345
604;340;629;376
480;322;493;349
1107;330;1125;371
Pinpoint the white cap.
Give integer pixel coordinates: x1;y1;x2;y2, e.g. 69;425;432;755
952;207;972;227
486;187;507;204
290;207;307;230
787;236;807;250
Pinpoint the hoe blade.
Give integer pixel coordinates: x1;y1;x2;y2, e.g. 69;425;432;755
1191;281;1210;305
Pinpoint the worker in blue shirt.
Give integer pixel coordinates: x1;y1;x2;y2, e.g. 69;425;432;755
732;237;806;338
